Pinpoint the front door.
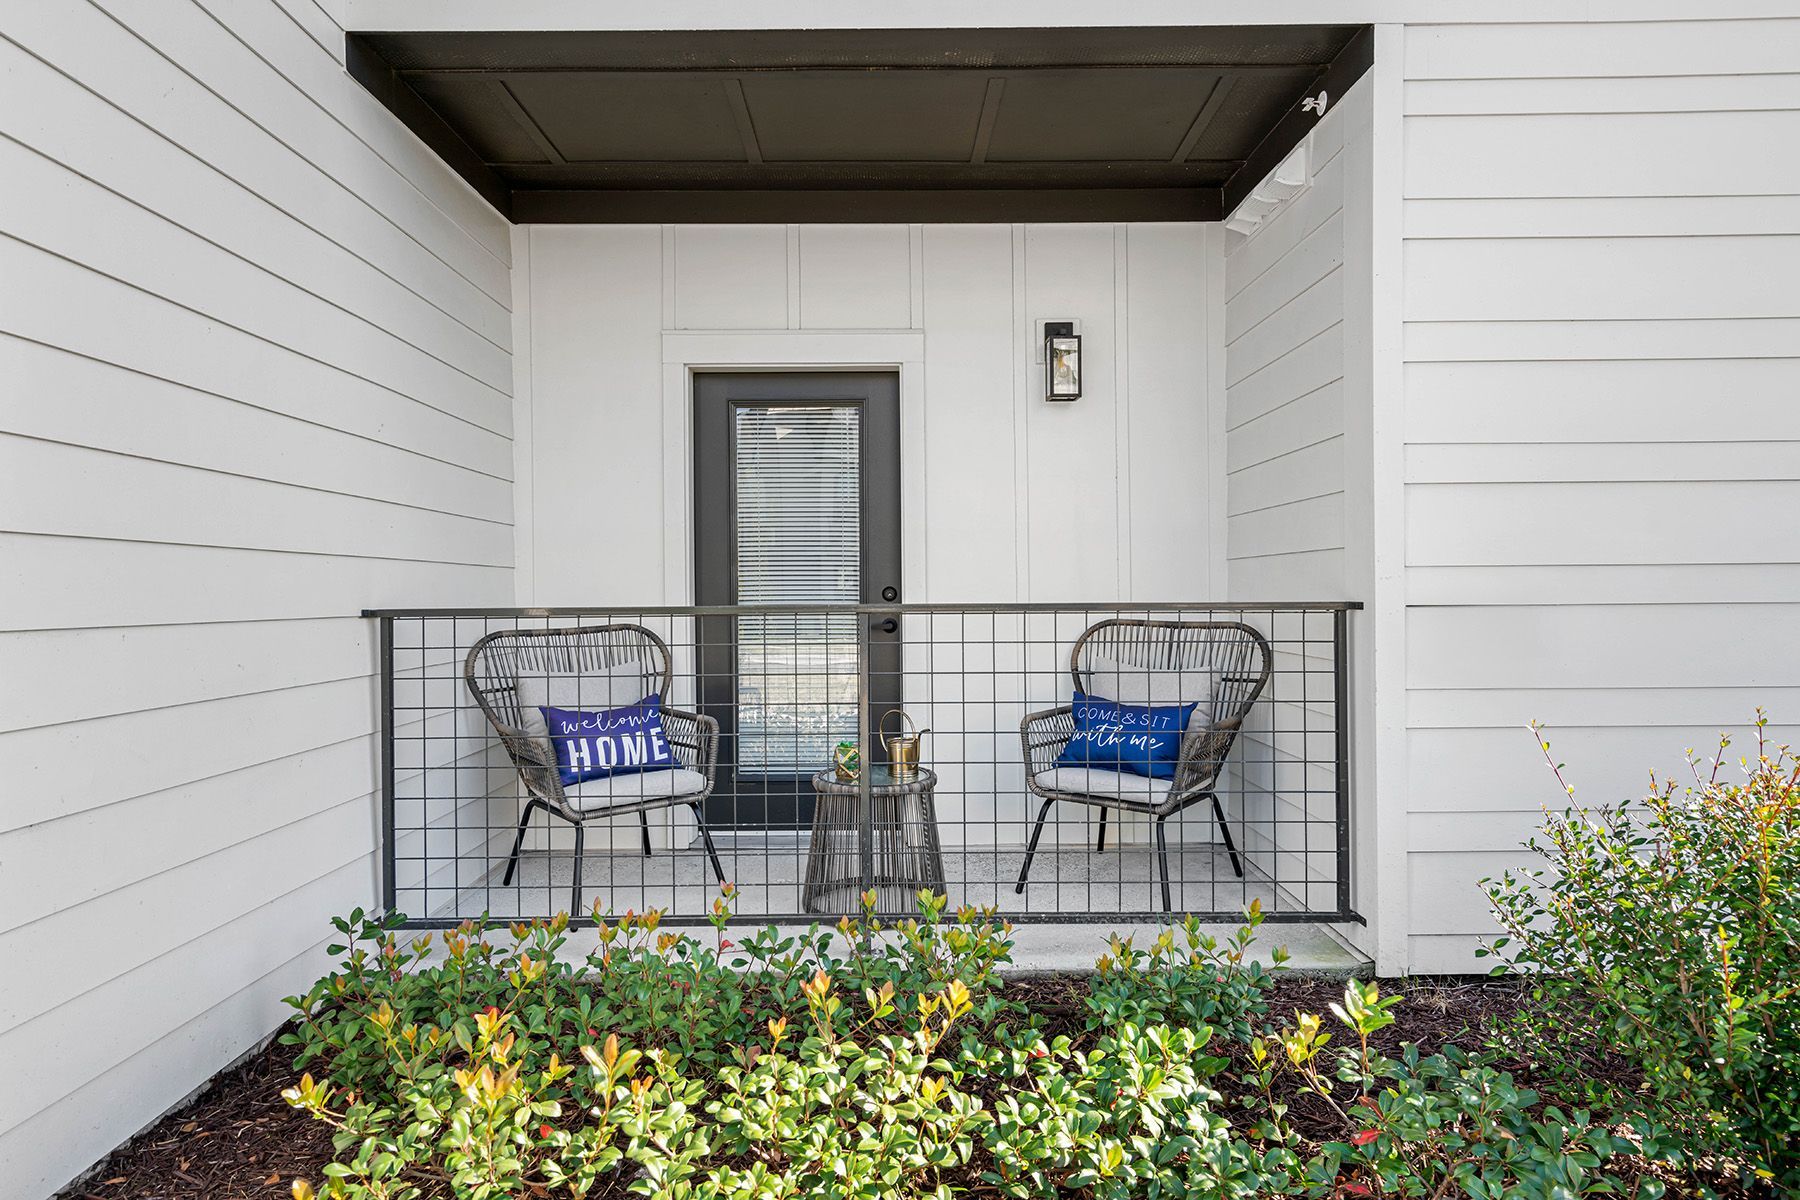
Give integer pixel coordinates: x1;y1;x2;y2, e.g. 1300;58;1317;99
693;372;902;829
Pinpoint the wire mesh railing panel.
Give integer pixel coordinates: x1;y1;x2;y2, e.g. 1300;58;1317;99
370;603;1360;926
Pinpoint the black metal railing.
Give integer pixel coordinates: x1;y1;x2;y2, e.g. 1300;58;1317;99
366;602;1361;927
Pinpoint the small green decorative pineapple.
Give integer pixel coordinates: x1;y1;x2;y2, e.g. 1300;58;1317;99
833;741;861;781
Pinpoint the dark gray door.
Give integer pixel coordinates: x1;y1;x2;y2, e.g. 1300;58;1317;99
694;372;902;828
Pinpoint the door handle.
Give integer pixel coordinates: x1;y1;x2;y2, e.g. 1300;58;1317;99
872;618;899;635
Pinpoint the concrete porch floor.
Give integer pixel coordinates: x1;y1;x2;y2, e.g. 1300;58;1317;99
434;843;1367;973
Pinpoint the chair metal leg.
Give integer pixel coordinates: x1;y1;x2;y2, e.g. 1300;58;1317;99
502;799;542;886
639;812;653;856
1155;816;1173;912
570;823;585;916
691;803;727;885
1207;792;1245;879
1014;799;1055;894
1095;807;1107;853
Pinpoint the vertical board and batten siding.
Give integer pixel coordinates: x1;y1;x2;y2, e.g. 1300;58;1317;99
515;222;1221;607
512;222;1222;852
0;0;513;1195
1222;79;1373;913
1399;16;1800;971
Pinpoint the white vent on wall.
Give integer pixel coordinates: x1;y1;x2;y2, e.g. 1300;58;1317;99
1223;137;1311;238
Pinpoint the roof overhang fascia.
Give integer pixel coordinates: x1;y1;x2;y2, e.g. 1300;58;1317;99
344;16;1373;224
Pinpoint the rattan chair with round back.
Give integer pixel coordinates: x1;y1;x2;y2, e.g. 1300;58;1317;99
465;624;723;914
1017;618;1271;910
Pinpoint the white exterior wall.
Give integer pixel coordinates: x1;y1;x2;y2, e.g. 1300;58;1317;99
1397;15;1800;971
0;2;513;1196
513;223;1223;606
1224;87;1362;599
1224;10;1800;975
1220;78;1380;925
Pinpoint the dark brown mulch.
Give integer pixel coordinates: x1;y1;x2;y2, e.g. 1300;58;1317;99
1272;974;1529;1060
54;973;1666;1200
59;1039;333;1200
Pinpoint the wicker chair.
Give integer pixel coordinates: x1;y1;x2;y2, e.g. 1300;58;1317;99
465;624;724;914
1017;619;1271;911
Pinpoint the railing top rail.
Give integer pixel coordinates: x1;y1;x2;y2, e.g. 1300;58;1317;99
363;600;1364;618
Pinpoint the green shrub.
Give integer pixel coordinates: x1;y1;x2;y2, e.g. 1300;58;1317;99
280;895;1661;1199
1485;715;1800;1190
1083;899;1287;1042
1249;980;1666;1200
280;887;1016;1096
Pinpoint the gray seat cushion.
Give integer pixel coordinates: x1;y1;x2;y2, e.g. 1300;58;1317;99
562;767;709;813
1033;766;1172;807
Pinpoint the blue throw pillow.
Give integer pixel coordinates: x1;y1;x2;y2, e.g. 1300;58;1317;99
538;696;678;788
1054;691;1198;780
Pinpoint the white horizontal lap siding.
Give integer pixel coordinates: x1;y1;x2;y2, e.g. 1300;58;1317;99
0;0;512;1195
1399;15;1800;973
1223;81;1370;910
1224;89;1362;602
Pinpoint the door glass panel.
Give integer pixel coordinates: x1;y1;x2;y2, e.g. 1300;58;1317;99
732;404;860;774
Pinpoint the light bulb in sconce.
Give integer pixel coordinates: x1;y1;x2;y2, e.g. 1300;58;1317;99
1044;322;1081;402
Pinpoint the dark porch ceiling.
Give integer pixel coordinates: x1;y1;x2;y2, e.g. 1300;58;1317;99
347;25;1373;223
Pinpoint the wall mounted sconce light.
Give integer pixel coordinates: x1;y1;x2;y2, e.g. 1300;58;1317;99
1044;321;1081;402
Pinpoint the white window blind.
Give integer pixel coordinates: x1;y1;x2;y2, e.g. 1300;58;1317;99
732;405;861;774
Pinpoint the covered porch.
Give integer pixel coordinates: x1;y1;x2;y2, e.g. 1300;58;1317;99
350;19;1379;955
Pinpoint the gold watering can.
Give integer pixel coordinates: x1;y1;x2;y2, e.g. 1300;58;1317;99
880;709;931;781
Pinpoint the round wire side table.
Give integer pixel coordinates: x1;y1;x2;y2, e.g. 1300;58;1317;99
803;766;945;916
